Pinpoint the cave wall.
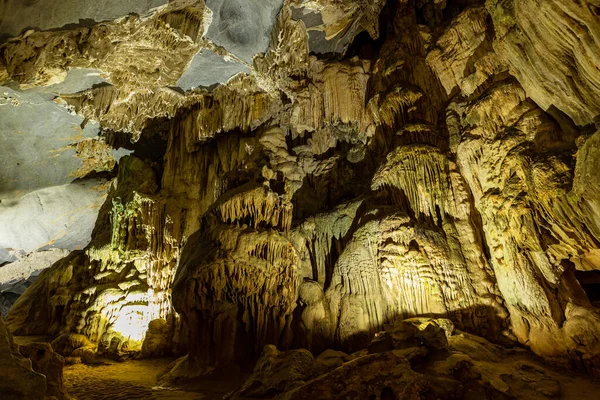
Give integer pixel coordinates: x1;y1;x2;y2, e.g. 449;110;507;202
2;0;600;374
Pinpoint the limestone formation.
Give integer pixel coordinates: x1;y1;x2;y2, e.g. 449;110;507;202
486;0;600;126
2;0;600;397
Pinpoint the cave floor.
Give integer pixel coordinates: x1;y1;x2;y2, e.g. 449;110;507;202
63;358;234;400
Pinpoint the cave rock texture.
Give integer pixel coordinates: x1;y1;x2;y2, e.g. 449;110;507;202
2;0;600;392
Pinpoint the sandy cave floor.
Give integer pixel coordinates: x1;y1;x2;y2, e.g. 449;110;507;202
63;358;238;400
14;336;600;399
56;351;600;400
65;359;198;399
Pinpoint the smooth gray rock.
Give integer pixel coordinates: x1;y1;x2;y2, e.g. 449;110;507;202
0;275;36;316
39;68;108;95
0;249;68;285
0;249;18;264
0;0;168;39
0;86;100;196
204;0;283;63
177;49;250;90
0;179;109;258
290;6;323;28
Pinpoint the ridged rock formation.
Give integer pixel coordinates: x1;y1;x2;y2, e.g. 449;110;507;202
226;318;595;399
2;0;600;394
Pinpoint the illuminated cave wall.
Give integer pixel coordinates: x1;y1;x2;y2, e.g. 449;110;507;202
2;0;600;373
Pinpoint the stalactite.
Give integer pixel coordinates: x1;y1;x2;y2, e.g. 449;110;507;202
372;145;450;221
294;200;363;286
214;184;293;231
290;59;376;138
369;85;432;130
62;86;198;139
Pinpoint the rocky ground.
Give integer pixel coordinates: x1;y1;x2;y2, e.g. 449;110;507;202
13;334;243;400
5;316;600;399
224;318;600;400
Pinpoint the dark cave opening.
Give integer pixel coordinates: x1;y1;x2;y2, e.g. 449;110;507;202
574;270;600;308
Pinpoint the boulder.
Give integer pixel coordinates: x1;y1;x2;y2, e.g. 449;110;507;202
19;342;70;400
226;345;317;399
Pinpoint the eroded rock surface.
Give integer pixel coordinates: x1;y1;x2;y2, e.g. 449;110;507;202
226;318;598;400
0;314;47;399
20;342;70;400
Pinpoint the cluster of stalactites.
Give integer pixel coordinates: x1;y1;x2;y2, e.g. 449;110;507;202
63;86;198;140
214;184;293;231
372;145;451;222
295;200;364;286
176;76;284;146
182;225;299;361
0;0;207;138
79;193;180;345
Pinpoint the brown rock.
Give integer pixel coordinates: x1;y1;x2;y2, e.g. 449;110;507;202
19;342;70;400
226;345;317;399
0;315;47;399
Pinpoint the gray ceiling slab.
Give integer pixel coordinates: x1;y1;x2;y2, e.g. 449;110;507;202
204;0;284;63
40;68;108;95
0;248;18;264
0;0;168;38
0;248;68;284
0;179;109;258
0;86;99;196
177;49;250;90
0;80;128;264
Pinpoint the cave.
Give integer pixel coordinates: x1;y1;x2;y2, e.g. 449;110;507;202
2;0;600;399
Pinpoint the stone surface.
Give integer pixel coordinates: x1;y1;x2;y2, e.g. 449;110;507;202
290;0;386;55
0;276;36;316
19;342;70;400
51;333;96;359
204;0;284;63
227;345;317;398
0;86;102;194
225;318;599;400
0;0;168;39
39;68;108;95
0;249;68;285
177;49;250;90
487;0;600;126
0;82;126;262
141;318;171;358
0;180;111;261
